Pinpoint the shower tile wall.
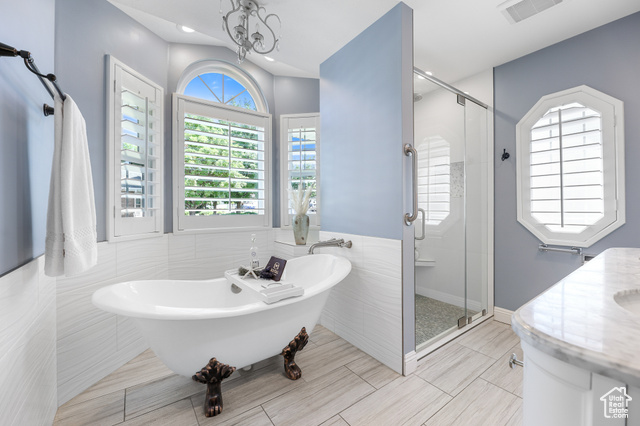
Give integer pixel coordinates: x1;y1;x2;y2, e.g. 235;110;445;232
0;257;57;425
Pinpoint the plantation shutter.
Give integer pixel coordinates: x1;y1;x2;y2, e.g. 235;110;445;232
529;103;605;234
281;114;320;226
516;86;624;248
107;56;164;241
174;95;271;231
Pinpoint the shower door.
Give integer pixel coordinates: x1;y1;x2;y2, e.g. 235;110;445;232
413;73;489;351
464;98;489;328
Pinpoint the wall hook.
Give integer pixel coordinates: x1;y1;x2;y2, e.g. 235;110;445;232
501;149;510;161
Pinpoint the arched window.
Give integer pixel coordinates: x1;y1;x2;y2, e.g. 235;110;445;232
176;60;268;113
173;60;271;232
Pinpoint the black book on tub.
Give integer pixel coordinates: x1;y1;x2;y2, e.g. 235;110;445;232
260;256;287;281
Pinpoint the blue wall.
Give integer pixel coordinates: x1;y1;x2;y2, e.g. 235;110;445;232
0;0;55;276
494;12;640;311
319;3;411;241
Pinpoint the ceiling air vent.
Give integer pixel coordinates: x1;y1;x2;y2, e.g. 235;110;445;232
498;0;563;24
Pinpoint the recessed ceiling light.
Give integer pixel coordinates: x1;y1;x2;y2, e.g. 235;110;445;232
426;71;433;76
178;25;195;33
464;91;470;95
264;56;275;62
417;75;426;80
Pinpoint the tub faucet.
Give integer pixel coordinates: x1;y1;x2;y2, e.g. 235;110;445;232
308;238;353;254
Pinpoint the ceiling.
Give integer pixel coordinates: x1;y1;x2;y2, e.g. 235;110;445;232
108;0;640;84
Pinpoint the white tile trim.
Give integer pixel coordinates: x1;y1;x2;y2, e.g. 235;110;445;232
493;307;514;325
403;350;418;375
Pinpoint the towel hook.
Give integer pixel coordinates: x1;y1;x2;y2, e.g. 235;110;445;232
501;149;510;161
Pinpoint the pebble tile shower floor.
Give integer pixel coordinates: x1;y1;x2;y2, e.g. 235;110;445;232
53;320;523;426
414;295;478;346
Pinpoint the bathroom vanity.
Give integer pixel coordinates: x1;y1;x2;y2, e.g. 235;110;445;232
512;248;640;426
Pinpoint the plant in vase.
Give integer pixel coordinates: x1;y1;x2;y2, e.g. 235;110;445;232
288;184;313;245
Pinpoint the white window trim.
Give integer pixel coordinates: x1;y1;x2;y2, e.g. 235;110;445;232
106;55;164;242
176;60;268;113
516;85;625;248
415;136;459;236
280;113;321;228
172;93;272;234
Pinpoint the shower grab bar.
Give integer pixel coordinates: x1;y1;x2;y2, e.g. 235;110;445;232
415;208;426;240
538;244;582;256
404;144;418;225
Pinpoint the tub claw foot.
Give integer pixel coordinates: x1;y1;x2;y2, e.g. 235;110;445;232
192;358;236;417
281;327;309;380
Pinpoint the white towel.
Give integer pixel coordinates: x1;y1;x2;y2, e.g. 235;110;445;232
45;95;98;277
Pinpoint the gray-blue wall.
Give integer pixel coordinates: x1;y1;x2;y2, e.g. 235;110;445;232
494;12;640;311
55;0;170;243
0;0;55;276
319;3;410;241
0;1;320;272
273;76;320;226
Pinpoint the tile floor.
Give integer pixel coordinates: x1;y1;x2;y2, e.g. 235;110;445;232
53;320;523;426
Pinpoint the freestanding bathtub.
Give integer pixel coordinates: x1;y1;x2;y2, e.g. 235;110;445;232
92;254;351;377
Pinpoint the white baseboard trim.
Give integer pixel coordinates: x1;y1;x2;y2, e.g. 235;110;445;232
403;351;418;376
416;287;482;312
493;307;514;325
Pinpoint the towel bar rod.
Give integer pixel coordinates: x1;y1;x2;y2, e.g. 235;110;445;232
1;41;66;116
26;57;65;101
538;244;582;256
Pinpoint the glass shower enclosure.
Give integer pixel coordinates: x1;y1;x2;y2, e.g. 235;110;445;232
413;68;490;351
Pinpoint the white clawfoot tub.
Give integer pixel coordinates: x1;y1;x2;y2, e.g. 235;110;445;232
92;254;351;377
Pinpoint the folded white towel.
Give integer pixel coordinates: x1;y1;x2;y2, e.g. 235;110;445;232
45;95;98;277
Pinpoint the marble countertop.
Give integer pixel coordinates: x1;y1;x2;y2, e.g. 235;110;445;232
512;247;640;386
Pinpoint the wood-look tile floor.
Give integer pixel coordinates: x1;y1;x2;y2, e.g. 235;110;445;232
53;320;523;426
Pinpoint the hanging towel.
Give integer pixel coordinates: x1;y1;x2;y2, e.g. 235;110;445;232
45;95;98;277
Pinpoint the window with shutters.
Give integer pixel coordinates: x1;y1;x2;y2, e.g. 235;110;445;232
173;94;271;232
106;56;164;241
280;114;320;227
516;85;625;247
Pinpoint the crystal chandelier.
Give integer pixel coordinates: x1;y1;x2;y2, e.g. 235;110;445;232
221;0;281;63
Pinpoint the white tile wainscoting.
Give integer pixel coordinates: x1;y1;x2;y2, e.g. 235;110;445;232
1;228;405;425
58;229;278;406
167;230;276;281
56;235;170;405
314;231;404;373
0;257;57;425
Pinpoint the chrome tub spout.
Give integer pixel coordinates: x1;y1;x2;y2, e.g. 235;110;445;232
308;238;353;254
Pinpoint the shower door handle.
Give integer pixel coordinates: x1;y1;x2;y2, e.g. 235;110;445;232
415;208;426;240
404;144;418;225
